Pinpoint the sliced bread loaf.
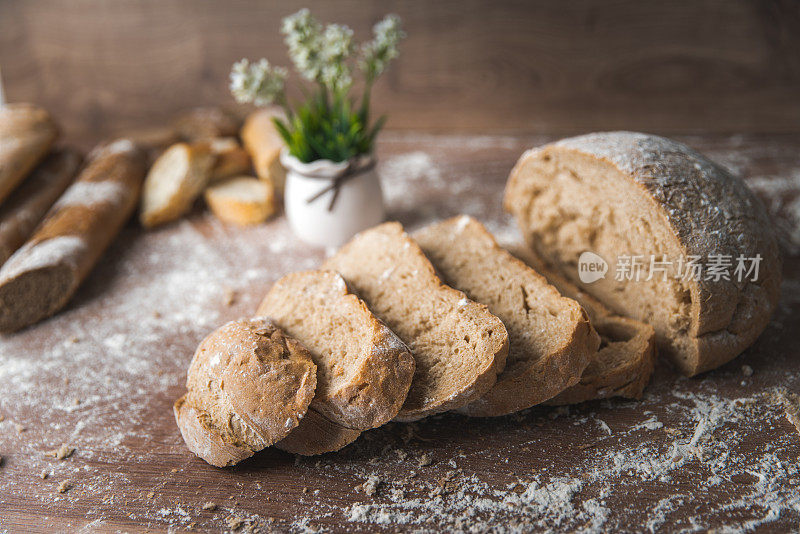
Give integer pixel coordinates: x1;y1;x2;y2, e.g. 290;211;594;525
505;132;781;376
507;244;656;405
174;317;317;467
257;270;415;431
323;222;509;421
414;216;598;417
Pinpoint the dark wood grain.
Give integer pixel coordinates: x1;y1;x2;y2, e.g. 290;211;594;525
0;133;798;532
1;0;799;148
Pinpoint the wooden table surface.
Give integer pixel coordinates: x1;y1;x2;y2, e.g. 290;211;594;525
1;133;799;533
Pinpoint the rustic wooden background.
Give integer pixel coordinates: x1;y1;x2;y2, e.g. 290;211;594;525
2;0;800;147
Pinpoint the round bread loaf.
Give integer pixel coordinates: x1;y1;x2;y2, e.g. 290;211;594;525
174;317;317;467
504;131;781;376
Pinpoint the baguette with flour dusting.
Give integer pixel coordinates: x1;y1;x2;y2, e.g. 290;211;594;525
0;148;82;266
0;104;59;206
0;139;146;332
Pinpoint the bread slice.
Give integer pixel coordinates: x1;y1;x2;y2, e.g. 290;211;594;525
174;318;317;467
323;222;509;421
204;176;275;226
505;132;781;376
508;244;657;405
241;108;286;192
275;408;363;456
258;270;415;431
140;142;214;228
204;137;252;182
414;216;598;417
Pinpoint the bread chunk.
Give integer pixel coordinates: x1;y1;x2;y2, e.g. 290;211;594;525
140;142;214;228
414;216;598;416
323;222;508;421
174;318;317;467
204;176;275;226
505;131;781;376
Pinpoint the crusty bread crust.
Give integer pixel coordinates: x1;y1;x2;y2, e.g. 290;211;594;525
505;131;781;376
0;103;59;206
175;318;317;467
241;108;286;192
507;244;657;405
414;216;598;417
0;139;145;332
0;148;82;266
323;222;509;421
258;270;415;431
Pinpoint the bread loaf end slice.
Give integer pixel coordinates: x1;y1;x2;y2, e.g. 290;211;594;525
323;222;508;422
414;216;598;417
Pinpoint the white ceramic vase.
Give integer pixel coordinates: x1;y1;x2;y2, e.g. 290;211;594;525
281;150;385;248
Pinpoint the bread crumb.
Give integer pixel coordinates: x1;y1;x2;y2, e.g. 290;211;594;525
146;491;155;499
171;468;178;473
57;480;73;493
70;336;79;343
40;470;48;479
202;501;217;511
15;423;25;433
153;310;162;319
780;392;800;435
418;453;432;467
45;444;75;460
302;487;308;494
0;414;5;422
226;516;244;530
224;288;237;306
356;475;382;496
395;449;408;461
742;365;754;377
0;456;4;467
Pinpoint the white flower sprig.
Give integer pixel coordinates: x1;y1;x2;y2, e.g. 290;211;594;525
360;14;405;83
230;10;405;163
229;58;288;107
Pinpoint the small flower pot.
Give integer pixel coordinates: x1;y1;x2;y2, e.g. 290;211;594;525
281;150;385;248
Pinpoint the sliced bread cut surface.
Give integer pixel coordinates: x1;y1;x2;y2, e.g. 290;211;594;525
323;222;509;421
504;132;781;376
414;216;598;417
275;408;362;456
507;244;657;405
174;317;317;467
140;142;214;228
204;176;275;226
258;270;415;431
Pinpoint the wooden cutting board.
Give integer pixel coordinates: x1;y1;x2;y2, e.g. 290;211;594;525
1;133;799;533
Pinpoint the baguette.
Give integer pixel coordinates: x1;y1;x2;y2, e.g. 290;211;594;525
505;132;781;376
323;222;509;421
175;318;317;467
413;216;599;417
204;176;275;226
507;244;657;405
241;108;286;192
0;139;146;332
0;148;82;266
140;142;214;228
0;103;59;206
258;270;415;453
